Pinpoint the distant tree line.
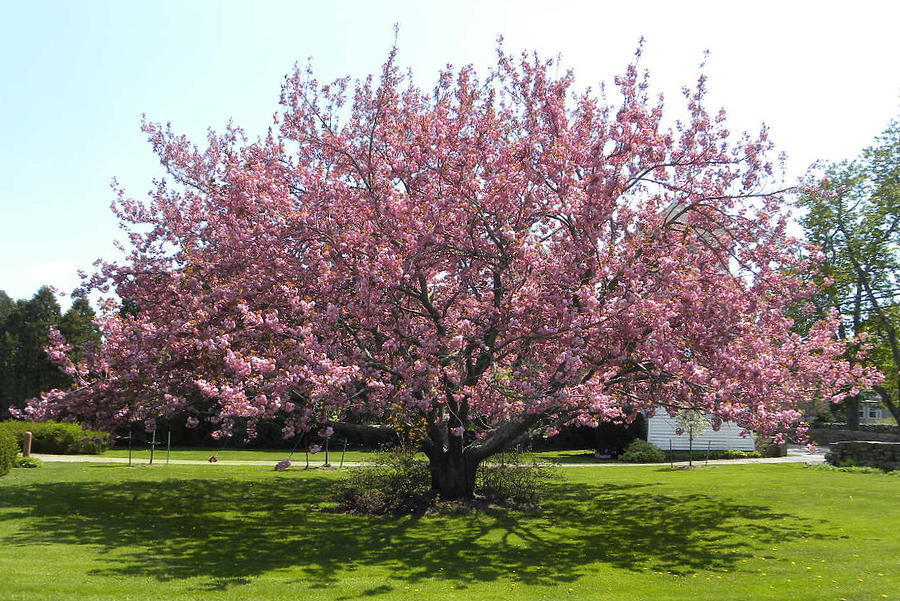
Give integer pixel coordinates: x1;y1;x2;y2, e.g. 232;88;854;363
0;287;100;418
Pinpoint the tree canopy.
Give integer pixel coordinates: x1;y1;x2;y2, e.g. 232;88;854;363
1;288;99;417
23;48;870;498
800;119;900;425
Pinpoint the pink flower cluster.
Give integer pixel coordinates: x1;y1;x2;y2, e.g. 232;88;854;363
22;45;877;471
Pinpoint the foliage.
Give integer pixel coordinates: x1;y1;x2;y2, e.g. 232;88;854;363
619;439;666;462
476;452;556;506
0;427;16;476
675;410;711;438
13;456;42;468
592;414;644;456
24;45;871;499
0;289;100;418
799;118;900;426
336;450;434;514
337;449;555;513
0;420;109;454
664;449;761;461
810;463;900;476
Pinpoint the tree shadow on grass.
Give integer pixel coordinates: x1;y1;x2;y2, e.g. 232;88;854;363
0;469;835;595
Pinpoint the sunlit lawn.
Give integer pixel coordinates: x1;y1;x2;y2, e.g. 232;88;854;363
1;461;898;600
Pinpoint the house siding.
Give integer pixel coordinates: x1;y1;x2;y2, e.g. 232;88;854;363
646;413;755;451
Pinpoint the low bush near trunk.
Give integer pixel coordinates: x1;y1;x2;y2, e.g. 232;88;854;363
336;449;555;514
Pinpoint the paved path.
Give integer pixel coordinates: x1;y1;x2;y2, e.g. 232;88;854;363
31;447;827;468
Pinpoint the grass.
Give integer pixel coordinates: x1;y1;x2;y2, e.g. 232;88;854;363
1;461;898;600
82;447;610;465
101;445;377;464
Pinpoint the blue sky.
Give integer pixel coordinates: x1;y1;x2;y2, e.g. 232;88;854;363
2;0;898;307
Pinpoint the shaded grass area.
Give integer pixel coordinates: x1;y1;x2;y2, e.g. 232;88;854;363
0;463;898;600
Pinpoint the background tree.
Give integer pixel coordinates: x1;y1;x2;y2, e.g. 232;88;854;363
675;409;712;466
800;119;900;426
0;288;100;417
1;287;65;416
25;48;869;499
58;297;101;362
0;291;16;416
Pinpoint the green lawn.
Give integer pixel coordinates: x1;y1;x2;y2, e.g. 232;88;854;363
1;461;898;600
101;445;376;464
89;447;601;465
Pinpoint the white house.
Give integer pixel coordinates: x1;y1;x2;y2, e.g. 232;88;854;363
645;413;755;451
859;399;890;425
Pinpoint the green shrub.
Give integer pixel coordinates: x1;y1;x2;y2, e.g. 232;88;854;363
0;421;109;455
810;464;898;475
14;456;42;469
337;449;559;514
665;449;762;462
336;451;434;514
0;429;17;477
619;439;666;463
477;452;555;506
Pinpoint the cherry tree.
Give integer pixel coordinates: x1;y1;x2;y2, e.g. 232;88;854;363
25;47;870;499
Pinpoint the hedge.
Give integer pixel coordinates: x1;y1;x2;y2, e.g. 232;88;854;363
0;429;16;476
0;421;109;455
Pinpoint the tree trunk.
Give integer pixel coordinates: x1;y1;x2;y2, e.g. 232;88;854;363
422;414;544;500
429;450;478;500
874;386;900;427
845;395;860;430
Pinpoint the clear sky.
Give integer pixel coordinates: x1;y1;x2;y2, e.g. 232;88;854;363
2;0;898;307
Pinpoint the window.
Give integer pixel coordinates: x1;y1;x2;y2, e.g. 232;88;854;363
870;411;878;418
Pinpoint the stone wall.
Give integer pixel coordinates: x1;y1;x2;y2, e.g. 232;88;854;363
809;427;900;445
825;441;900;471
815;423;899;434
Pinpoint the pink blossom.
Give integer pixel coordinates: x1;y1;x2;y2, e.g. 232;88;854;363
308;444;321;455
22;46;878;500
